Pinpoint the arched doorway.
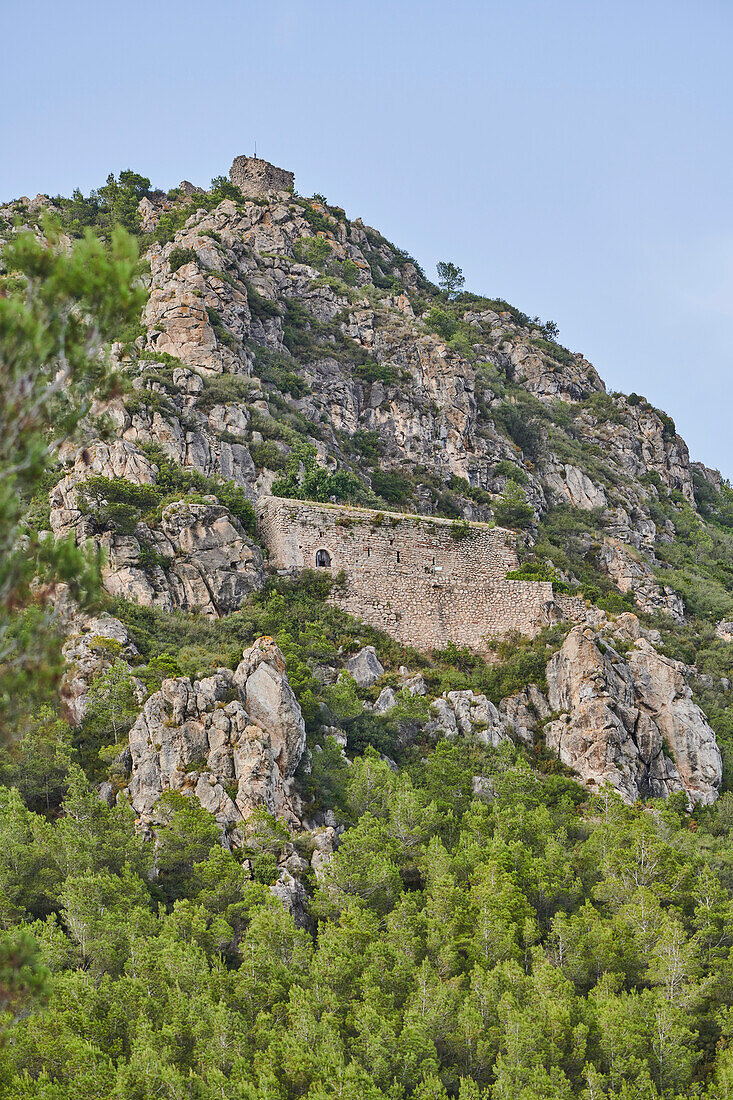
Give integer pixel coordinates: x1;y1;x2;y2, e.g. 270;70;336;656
315;548;332;568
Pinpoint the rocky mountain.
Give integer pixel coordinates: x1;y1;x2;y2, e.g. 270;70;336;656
3;156;733;817
6;156;733;1100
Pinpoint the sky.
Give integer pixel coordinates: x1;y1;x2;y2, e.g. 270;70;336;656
3;0;732;475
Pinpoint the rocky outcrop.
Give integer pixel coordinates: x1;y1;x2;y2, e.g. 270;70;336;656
626;641;723;804
596;539;685;621
49;440;263;616
126;638;305;836
61;614;141;725
499;684;551;746
430;690;509;748
544;622;722;804
545;464;607;511
232;637;306;776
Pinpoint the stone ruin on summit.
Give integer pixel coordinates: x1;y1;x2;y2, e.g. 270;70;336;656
229;155;295;198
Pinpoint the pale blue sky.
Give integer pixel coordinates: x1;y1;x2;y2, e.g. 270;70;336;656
3;0;732;475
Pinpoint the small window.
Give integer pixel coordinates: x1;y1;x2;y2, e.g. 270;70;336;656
396;551;401;563
315;548;331;568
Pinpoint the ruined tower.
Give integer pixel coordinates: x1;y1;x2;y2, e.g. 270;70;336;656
229;155;295;198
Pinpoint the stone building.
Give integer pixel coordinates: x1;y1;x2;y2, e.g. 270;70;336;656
257;497;585;652
229;156;295;198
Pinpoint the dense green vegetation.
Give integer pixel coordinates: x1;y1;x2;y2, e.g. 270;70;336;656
4;551;733;1098
76;444;257;538
6;733;733;1098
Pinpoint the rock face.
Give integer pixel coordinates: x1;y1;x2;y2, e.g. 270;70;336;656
544;623;722;805
49;440;263;617
345;645;384;687
626;642;723;804
430;690;509;748
127;638;305;835
61;614;141;725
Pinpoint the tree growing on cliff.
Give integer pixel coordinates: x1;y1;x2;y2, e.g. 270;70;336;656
436;261;465;298
272;441;371;505
84;660;139;745
493;480;535;530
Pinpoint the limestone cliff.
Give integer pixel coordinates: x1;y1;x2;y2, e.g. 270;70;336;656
3;157;731;811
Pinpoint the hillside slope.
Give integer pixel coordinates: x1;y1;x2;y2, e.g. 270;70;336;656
3;159;733;1098
4;156;732;799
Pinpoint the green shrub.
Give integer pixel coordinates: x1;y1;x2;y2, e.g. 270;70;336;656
298;201;333;235
249;440;287;471
206;307;239;353
529;334;576;367
450;520;472;541
425;307;458;340
493;397;544;460
197;374;256;413
327;258;360;286
356;360;398;385
250;346;309;398
76;477;163;533
446;475;494;507
579;391;624;424
492;459;528;484
506;561;570;592
273;442;375;507
153;206;190;246
245;282;280;321
57;170;151;238
657;409;677;441
168;247;197;272
371;469;413;506
139;444;256;537
293;236;332;271
350;431;382;462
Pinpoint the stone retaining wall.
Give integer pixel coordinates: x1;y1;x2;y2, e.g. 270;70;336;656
257;497;585;651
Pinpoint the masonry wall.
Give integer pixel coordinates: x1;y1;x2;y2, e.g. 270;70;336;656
257;497;584;651
229;156;295;198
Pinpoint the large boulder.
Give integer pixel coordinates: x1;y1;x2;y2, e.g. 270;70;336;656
126;638;305;836
544;623;721;804
345;645;384;687
233;637;306;777
499;685;551;746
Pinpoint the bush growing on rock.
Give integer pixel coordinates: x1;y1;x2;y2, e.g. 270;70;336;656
168;246;197;272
